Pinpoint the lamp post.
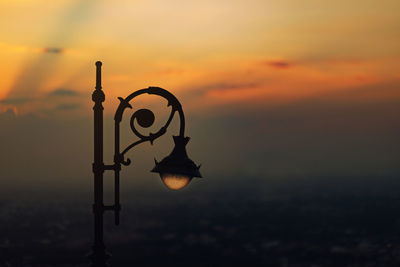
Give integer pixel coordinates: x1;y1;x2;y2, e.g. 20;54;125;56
90;61;202;267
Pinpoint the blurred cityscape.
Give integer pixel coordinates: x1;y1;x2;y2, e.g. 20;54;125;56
1;176;400;266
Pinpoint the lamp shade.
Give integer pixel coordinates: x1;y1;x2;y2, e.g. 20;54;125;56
152;136;201;190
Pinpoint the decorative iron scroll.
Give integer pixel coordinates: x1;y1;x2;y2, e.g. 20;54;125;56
113;87;185;166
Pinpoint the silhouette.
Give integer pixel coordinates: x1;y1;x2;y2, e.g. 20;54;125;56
90;61;201;266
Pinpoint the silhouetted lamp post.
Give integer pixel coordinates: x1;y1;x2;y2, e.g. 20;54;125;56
90;61;201;267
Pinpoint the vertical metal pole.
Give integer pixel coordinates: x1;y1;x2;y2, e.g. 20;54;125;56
91;61;109;267
114;121;121;225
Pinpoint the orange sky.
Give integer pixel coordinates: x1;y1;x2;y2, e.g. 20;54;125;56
0;0;399;116
0;0;399;186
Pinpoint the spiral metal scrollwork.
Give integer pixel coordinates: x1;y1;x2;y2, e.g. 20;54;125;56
131;109;155;128
130;108;156;139
113;87;185;166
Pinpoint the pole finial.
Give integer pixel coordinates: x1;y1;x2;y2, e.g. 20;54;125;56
92;61;105;103
95;61;102;90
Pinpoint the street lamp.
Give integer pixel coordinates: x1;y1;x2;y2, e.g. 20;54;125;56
90;61;202;267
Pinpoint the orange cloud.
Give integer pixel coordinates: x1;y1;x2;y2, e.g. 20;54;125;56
179;56;400;114
261;60;292;69
42;47;64;54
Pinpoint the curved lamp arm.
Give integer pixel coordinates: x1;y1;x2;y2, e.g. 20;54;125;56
109;86;187;225
113;86;186;166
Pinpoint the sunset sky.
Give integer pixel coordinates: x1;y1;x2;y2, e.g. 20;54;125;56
1;3;400;266
0;0;399;190
1;0;399;113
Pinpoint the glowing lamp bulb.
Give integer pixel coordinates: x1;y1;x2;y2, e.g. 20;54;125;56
161;173;192;190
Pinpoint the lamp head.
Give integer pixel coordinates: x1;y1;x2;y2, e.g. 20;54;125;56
152;136;202;190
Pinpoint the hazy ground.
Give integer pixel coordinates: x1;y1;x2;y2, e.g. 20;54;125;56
1;175;400;267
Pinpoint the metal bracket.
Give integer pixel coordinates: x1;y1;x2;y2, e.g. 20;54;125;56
92;163;120;173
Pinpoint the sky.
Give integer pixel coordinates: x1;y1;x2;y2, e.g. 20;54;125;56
0;0;399;192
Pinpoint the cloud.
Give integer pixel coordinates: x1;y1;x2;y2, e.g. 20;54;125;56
55;103;80;110
153;69;184;76
0;97;33;104
42;47;64;54
48;88;79;97
0;108;17;118
190;82;259;94
262;60;292;69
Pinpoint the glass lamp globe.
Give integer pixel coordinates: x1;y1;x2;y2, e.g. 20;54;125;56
151;136;201;191
161;173;192;190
